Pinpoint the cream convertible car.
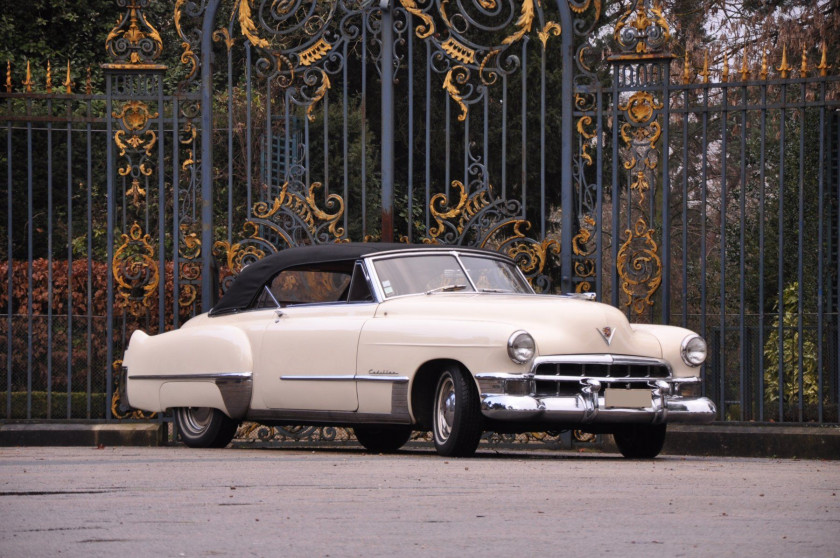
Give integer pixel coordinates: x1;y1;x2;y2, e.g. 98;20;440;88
122;243;715;458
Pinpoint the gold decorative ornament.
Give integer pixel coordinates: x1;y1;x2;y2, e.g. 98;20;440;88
113;223;160;318
682;51;691;84
777;45;792;78
104;0;164;66
800;45;808;78
22;61;33;93
443;66;470;122
85;67;92;95
63;61;74;94
45;60;52;93
700;50;710;84
441;37;476;65
760;49;768;80
739;46;750;82
238;0;271;49
399;0;435;39
721;51;729;82
616;218;662;315
299;38;332;67
538;22;562;50
817;43;830;77
5;61;12;93
501;0;536;46
613;0;671;55
111;360;157;420
306;69;331;123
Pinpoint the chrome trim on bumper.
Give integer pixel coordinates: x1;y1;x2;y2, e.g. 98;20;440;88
481;392;716;424
530;354;673;373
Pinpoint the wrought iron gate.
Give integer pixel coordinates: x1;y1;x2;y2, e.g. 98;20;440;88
1;0;838;429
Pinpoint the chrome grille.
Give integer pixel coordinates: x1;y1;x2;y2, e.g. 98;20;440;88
534;362;670;379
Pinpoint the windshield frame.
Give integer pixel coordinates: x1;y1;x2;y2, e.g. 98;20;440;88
364;249;534;301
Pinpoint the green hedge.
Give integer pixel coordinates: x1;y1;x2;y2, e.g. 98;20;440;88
0;391;106;419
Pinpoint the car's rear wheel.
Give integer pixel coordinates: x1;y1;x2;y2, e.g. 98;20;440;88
174;407;238;448
432;366;483;457
353;425;412;453
613;423;667;459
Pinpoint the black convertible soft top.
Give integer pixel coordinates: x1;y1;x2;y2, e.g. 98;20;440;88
209;242;498;316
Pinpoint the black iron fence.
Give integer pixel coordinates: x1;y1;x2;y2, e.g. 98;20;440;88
1;0;838;427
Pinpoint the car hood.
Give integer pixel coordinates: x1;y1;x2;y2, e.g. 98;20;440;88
374;293;663;359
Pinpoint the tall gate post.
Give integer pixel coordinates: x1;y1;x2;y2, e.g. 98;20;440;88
608;0;673;322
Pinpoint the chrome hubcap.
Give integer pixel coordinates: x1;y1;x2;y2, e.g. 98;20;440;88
178;407;212;436
434;374;455;442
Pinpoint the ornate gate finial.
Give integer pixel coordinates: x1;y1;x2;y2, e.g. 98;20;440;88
613;0;671;57
104;0;164;68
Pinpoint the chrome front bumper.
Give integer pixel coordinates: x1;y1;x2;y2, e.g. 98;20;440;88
477;368;717;425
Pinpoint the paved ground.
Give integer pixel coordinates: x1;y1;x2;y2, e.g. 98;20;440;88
0;446;838;558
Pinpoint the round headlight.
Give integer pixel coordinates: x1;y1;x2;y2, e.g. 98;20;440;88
507;331;536;364
681;335;707;367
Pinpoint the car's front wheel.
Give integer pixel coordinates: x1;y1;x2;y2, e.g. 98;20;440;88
353;425;412;453
174;407;238;448
432;366;483;457
613;423;667;459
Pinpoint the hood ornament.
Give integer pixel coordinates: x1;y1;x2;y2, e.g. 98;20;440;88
597;326;615;346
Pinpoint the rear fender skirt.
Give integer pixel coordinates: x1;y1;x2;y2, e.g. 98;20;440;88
132;372;252;419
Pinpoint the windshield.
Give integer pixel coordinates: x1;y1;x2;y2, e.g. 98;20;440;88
371;253;532;298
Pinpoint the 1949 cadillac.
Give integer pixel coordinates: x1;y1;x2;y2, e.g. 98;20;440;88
122;243;716;458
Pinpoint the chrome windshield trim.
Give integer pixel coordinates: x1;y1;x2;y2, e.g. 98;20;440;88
131;372;252;382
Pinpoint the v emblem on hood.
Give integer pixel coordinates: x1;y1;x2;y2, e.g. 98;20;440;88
597;326;615;346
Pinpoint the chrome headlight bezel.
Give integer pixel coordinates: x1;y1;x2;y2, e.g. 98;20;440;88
681;334;707;367
507;330;536;364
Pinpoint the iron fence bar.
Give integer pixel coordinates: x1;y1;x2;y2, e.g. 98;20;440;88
105;75;114;421
661;64;671;324
758;79;767;421
719;84;728;418
158;79;166;335
407;16;414;244
5;115;11;419
246;43;253;217
540;50;546;239
172;102;180;329
424;40;431;234
739;80;747;420
558;3;573;295
65;108;73;418
777;81;787;422
596;86;604;298
817;80;825;424
380;5;394;242
681;86;688;328
610;67;619;309
47;101;53;418
362;24;368;237
343;41;349;236
226;42;234;244
323;88;329;198
700;83;708;402
519;40;526;218
200;0;220;313
501;74;507;199
797;81;806;423
26;104;33;419
445;67;451;200
85;97;93;419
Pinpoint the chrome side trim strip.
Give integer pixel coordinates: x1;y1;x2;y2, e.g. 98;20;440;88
131;372;252;382
279;375;409;383
355;375;409;383
279;375;355;381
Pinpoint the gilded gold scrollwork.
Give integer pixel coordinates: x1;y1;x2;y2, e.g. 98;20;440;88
113;222;160;318
613;0;670;56
111;360;157;420
105;0;164;66
442;66;470;122
616;218;662;315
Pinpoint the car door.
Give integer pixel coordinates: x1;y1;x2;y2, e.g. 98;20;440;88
255;262;377;411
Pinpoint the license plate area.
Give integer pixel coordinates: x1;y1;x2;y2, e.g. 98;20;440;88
604;388;652;409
